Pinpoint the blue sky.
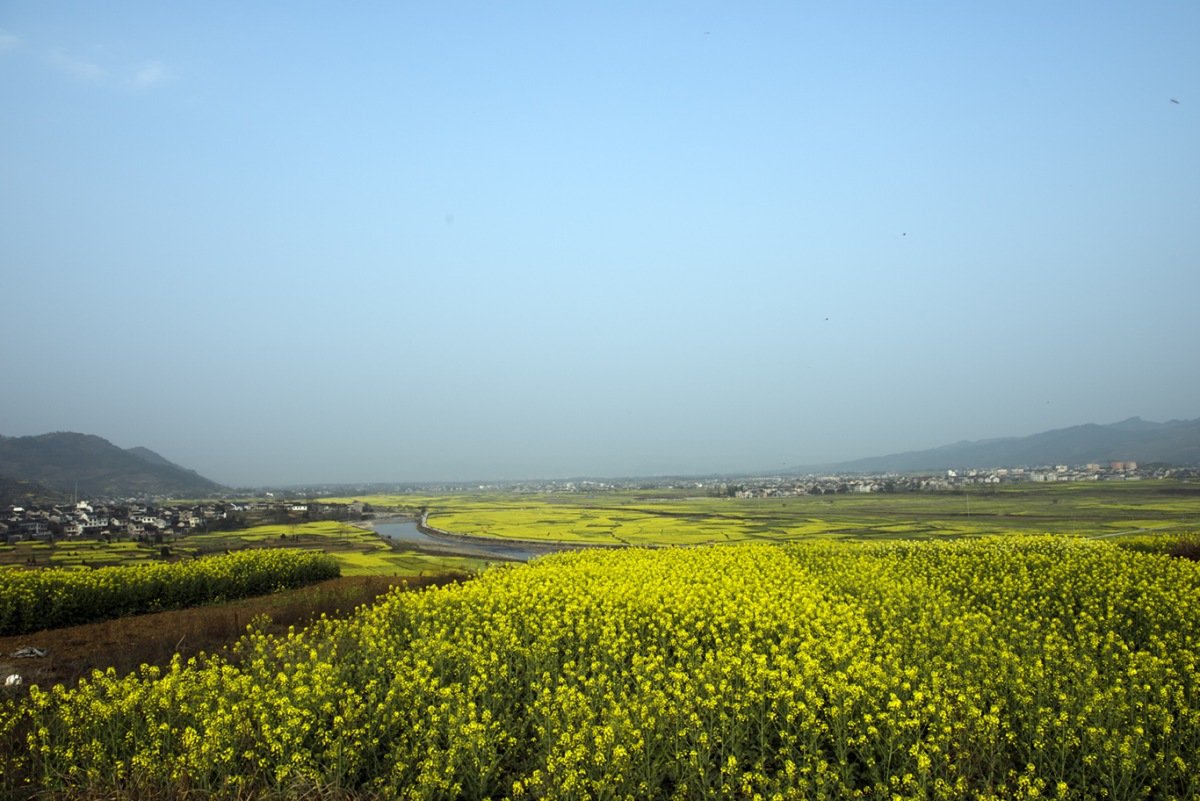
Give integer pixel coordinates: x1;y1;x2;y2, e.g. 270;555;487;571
2;1;1197;486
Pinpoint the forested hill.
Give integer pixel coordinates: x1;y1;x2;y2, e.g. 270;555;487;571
0;432;225;498
802;417;1200;474
0;474;67;507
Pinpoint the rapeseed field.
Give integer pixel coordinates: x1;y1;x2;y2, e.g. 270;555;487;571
346;480;1200;544
0;549;339;636
6;537;1200;799
1;521;490;579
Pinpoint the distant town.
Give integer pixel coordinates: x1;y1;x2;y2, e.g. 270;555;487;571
1;499;369;548
394;460;1198;498
722;460;1198;498
5;461;1199;548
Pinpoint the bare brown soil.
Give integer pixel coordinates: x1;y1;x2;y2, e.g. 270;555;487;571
0;573;467;692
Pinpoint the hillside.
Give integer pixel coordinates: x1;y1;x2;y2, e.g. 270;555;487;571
124;445;183;469
806;417;1200;474
0;432;225;498
0;475;68;508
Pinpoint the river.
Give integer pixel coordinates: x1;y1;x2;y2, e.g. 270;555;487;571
371;518;547;562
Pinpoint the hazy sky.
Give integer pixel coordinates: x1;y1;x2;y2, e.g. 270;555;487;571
2;2;1197;486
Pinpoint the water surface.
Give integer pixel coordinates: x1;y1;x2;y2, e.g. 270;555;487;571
374;519;544;561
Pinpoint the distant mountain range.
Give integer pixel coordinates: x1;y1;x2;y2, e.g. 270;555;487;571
798;417;1200;475
0;433;225;499
3;417;1197;500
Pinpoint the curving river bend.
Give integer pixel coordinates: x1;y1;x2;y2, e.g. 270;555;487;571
371;518;548;562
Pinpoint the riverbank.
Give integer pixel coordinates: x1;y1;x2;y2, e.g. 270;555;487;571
351;516;515;560
356;514;639;562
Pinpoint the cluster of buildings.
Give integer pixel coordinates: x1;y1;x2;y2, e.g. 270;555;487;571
2;501;235;545
301;463;1194;501
723;462;1193;498
1;499;366;546
6;462;1197;545
952;461;1142;485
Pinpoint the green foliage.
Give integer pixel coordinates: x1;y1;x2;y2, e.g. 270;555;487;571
1113;530;1200;560
9;538;1200;799
0;549;340;636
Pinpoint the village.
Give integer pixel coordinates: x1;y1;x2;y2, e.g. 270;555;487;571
1;498;369;546
411;460;1191;499
5;461;1197;546
722;461;1197;498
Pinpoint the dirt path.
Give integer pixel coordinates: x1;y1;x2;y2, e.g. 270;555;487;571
0;574;459;691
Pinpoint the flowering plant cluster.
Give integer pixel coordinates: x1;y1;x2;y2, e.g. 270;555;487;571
0;549;340;636
6;537;1200;799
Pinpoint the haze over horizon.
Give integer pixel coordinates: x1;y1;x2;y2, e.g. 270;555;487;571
2;2;1197;487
